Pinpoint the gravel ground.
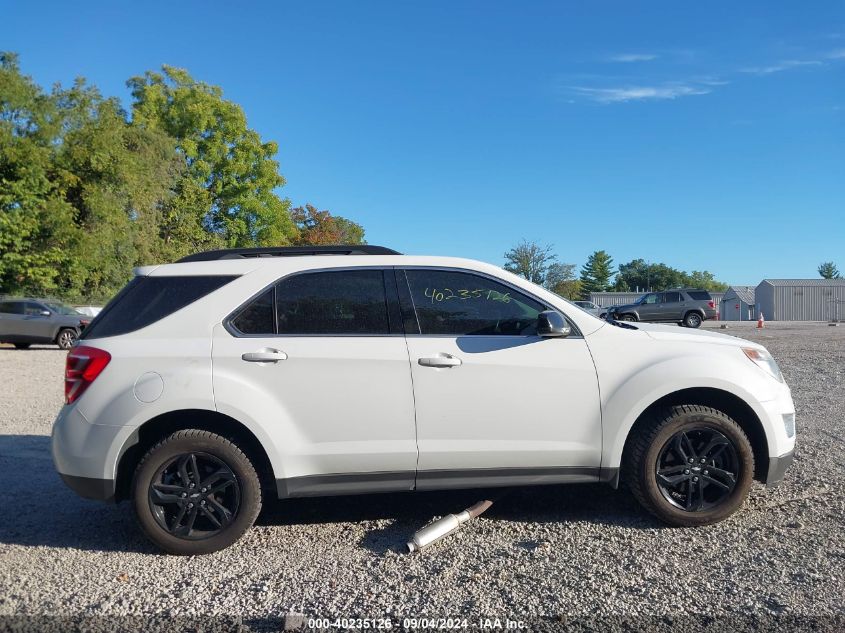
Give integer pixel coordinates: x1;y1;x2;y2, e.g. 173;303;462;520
0;322;843;632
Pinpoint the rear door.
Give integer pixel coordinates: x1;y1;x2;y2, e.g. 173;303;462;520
400;267;602;486
660;291;684;321
0;301;25;340
212;267;418;496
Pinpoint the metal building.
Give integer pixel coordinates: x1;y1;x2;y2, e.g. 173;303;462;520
720;286;756;321
755;279;845;321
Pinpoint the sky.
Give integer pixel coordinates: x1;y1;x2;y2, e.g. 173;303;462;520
3;1;844;285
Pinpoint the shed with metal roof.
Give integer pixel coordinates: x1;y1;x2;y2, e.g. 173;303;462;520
720;286;756;321
755;279;845;321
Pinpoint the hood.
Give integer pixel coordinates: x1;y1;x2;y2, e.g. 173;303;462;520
633;322;765;350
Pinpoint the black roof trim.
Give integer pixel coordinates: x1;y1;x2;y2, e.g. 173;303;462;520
177;245;401;263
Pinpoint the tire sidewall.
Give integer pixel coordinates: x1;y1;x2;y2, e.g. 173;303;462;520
638;411;754;526
684;312;702;328
132;433;261;555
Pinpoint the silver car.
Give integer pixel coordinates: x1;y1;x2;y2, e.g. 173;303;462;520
0;298;90;349
573;300;603;317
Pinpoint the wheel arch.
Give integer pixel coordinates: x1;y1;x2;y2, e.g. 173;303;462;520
620;387;769;484
114;409;275;502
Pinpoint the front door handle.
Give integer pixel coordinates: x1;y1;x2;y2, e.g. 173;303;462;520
418;354;462;368
241;349;288;363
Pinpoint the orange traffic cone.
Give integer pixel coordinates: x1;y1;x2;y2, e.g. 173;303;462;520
757;312;765;329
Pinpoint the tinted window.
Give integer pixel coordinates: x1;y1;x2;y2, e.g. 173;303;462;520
405;269;545;336
687;291;712;301
275;270;389;335
82;275;236;339
231;288;275;334
24;302;47;315
663;292;682;303
0;301;23;315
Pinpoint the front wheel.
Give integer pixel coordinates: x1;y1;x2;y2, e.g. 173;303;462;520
56;328;78;349
132;429;262;555
683;312;703;328
624;405;754;526
618;314;637;322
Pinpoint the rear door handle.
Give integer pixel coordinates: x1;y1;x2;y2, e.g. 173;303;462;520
418;354;462;368
241;349;288;363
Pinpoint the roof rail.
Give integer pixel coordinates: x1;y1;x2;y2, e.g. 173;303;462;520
176;245;401;263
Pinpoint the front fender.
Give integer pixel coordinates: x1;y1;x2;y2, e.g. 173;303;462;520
600;353;783;470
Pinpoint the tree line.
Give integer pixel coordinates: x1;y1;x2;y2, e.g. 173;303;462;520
0;53;364;302
503;240;730;300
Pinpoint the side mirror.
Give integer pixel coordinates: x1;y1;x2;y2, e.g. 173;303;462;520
40;310;51;317
537;310;571;338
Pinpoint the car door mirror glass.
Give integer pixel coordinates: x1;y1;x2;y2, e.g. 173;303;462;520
40;310;51;317
537;310;571;337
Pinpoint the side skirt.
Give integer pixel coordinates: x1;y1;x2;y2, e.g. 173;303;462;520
276;466;609;499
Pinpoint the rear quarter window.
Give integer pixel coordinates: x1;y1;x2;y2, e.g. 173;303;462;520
82;275;236;339
686;291;712;301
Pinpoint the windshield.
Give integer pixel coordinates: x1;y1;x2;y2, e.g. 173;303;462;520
44;302;82;316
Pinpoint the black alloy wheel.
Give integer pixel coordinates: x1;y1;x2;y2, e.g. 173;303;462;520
148;452;240;539
655;428;738;512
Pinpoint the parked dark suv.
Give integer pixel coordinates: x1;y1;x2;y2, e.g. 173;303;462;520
605;289;717;328
0;298;90;349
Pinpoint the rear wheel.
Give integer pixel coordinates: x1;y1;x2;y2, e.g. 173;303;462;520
56;328;77;349
13;343;31;350
624;405;754;526
683;312;703;328
132;429;262;555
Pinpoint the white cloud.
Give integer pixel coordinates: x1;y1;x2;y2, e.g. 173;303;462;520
608;53;658;63
826;48;845;59
739;59;823;75
570;84;711;103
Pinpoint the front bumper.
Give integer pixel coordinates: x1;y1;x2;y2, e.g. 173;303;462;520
765;450;794;487
51;405;134;502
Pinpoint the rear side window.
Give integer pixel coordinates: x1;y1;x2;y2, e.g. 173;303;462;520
663;292;682;303
228;269;392;336
404;269;546;336
276;270;389;335
0;301;23;314
687;291;712;301
82;275;236;339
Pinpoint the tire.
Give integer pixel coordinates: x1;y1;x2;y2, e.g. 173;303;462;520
619;314;637;322
13;343;31;350
132;429;262;555
56;328;78;349
623;405;754;527
683;312;703;328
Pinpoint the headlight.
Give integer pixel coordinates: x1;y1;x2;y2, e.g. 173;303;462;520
742;347;784;382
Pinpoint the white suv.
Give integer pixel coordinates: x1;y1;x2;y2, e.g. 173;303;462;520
52;246;796;554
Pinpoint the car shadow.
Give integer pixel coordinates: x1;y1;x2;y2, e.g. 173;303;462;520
1;433;661;554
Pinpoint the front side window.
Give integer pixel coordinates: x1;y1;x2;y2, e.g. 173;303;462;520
24;302;47;315
641;293;658;305
404;269;546;336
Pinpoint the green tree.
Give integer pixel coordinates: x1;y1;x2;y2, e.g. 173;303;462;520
614;259;727;292
818;261;841;279
545;262;581;299
579;250;614;299
291;204;365;245
128;66;296;251
503;240;556;285
682;270;729;292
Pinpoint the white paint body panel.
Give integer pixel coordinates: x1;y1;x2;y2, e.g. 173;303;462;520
407;335;601;471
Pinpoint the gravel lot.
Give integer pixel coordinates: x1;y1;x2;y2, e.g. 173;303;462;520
0;322;843;631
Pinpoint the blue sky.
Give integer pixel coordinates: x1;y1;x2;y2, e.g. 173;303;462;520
3;1;844;284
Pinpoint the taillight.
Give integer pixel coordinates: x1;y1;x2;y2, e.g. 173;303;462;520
708;301;715;309
65;346;111;404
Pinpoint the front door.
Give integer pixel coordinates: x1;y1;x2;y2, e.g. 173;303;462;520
399;268;603;489
638;293;661;320
212;268;418;496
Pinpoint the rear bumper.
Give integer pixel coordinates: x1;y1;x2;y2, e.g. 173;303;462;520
765;450;794;487
59;474;116;501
